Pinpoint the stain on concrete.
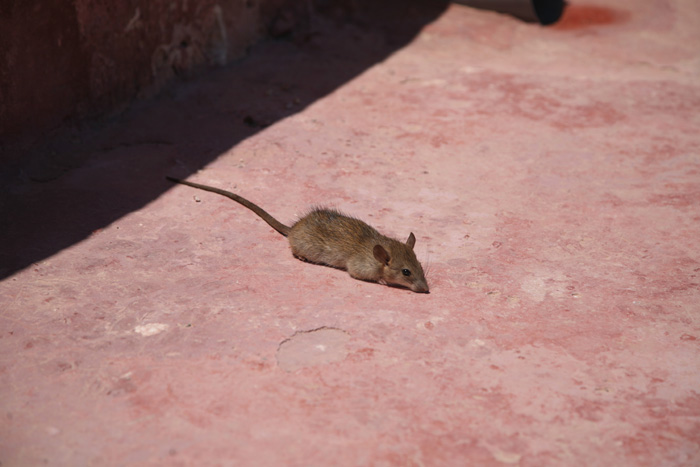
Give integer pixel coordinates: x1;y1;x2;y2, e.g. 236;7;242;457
134;323;169;336
553;5;629;30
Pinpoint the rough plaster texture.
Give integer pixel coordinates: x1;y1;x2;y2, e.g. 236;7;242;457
1;0;700;465
0;0;288;142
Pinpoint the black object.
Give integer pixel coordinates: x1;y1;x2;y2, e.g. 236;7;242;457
454;0;565;25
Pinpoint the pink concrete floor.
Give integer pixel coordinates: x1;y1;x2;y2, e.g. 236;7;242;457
2;0;700;464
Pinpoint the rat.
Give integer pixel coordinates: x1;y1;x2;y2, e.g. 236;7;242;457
166;176;429;293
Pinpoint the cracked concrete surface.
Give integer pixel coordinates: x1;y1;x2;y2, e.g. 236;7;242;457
277;327;350;372
1;0;700;465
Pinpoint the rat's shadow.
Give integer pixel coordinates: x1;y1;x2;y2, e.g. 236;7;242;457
0;0;449;280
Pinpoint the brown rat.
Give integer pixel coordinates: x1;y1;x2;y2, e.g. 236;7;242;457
166;176;429;293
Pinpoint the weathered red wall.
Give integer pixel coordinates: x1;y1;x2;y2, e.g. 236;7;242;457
0;0;287;141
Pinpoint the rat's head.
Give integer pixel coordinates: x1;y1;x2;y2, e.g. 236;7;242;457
373;233;429;293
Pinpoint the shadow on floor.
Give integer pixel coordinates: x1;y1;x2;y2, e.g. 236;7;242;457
0;0;449;280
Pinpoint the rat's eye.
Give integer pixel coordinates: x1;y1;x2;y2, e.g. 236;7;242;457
402;269;411;277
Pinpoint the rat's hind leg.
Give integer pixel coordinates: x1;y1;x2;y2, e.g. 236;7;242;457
345;256;381;282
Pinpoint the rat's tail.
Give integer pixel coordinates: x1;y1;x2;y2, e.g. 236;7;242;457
166;176;291;236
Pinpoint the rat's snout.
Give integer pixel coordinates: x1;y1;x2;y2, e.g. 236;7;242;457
412;281;430;294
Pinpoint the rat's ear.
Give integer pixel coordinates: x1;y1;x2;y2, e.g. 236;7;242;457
406;232;416;249
373;245;390;265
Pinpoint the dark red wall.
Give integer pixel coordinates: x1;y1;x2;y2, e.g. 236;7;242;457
0;0;286;141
